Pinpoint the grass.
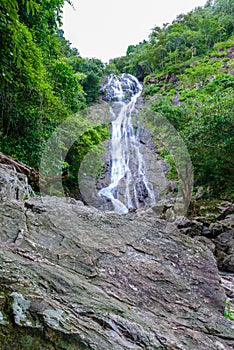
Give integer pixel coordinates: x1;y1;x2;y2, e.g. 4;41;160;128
224;299;234;321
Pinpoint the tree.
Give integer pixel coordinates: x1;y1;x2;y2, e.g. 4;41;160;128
48;59;86;112
67;57;105;103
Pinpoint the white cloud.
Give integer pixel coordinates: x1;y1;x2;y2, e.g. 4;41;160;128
62;0;207;62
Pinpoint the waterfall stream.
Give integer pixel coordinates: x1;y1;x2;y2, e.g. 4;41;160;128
99;74;156;214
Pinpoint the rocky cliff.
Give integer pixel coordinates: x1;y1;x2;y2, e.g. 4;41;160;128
0;164;234;349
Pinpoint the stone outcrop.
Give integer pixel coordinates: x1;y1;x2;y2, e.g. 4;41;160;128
0;164;234;349
81;76;171;212
215;230;234;272
0;152;40;191
80;139;169;212
176;201;234;273
144;73;178;86
0;164;32;201
176;199;234;322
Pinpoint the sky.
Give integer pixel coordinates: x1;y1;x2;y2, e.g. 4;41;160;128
62;0;208;63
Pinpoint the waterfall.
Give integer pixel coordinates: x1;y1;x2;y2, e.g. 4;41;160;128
99;73;156;214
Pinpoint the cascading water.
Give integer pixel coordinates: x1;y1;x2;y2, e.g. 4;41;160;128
99;73;156;214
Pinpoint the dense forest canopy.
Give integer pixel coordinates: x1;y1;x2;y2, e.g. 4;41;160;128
109;0;234;197
0;0;233;199
110;0;234;79
0;0;106;171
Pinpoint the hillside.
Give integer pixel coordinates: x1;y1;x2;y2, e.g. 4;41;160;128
0;0;234;199
109;0;234;198
0;0;233;200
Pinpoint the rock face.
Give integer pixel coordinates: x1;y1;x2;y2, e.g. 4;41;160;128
0;164;31;201
0;165;234;349
215;230;234;272
80;134;169;213
81;74;170;212
100;73;141;102
176;201;234;273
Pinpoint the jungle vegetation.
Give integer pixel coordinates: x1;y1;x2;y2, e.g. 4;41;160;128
109;0;234;197
0;0;233;198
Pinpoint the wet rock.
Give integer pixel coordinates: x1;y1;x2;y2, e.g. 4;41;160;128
100;73;141;102
81;79;169;211
0;198;234;349
137;126;156;151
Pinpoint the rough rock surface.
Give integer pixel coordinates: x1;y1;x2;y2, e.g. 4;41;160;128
0;166;234;349
80;139;169;212
100;73;141;102
220;272;234;305
215;230;234;272
79;103;170;212
176;202;234;239
0;153;40;191
0;164;31;201
176;201;234;274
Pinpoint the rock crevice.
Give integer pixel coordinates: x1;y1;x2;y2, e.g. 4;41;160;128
0;165;233;349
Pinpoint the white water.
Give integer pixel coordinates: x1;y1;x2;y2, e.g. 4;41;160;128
99;74;156;213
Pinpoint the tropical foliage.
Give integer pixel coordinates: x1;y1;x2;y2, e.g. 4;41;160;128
0;0;105;171
0;0;233;198
110;0;234;197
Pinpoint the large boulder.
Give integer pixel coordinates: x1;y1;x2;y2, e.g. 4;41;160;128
0;196;234;349
0;166;233;349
